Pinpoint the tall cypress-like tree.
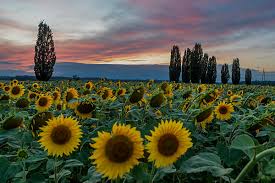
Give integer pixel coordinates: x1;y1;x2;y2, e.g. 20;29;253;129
200;53;209;84
245;68;252;85
34;21;56;81
232;58;240;84
190;43;203;83
221;64;230;84
182;48;191;83
207;56;217;84
169;45;181;82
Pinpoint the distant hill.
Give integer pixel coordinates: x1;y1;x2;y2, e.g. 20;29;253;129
0;62;274;82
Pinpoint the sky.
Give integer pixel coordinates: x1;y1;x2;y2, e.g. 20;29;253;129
0;0;275;75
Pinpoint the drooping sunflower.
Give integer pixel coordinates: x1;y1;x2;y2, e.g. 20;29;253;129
30;112;54;136
36;95;53;112
38;115;82;157
90;123;144;180
150;93;166;108
195;107;214;129
129;87;144;104
2;115;24;130
15;98;30;109
64;88;79;109
0;82;4;89
75;102;95;119
9;84;25;99
214;101;234;121
146;120;192;168
230;94;242;106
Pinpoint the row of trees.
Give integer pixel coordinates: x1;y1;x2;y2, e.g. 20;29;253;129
169;44;252;84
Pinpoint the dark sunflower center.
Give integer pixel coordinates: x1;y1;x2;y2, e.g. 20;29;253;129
12;86;20;95
196;108;212;123
66;92;74;102
158;134;179;156
77;103;94;114
105;135;134;163
50;125;72;145
219;106;228;114
118;90;123;95
30;93;36;99
38;97;48;107
85;84;91;89
5;87;10;91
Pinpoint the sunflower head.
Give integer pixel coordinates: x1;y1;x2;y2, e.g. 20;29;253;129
146;120;192;168
75;102;96;119
182;90;192;100
52;91;61;103
32;83;40;89
85;81;94;90
2;115;24;130
11;79;19;86
82;90;91;95
101;88;114;100
0;82;4;89
129;87;144;104
260;96;271;105
28;91;38;101
227;90;233;96
65;88;79;103
214;101;234;121
36;95;53;112
90;123;144;180
9;84;25;99
197;84;207;93
30;112;54;136
3;85;11;93
15;98;30;109
0;95;10;102
195;107;214;129
150;93;165;108
39;115;82;157
230;94;242;106
117;88;126;96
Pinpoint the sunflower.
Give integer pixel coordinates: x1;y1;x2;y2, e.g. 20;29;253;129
32;83;40;89
11;79;19;86
30;112;54;136
150;93;165;108
129;87;144;104
195;107;214;129
64;88;79;109
36;95;53;112
75;102;95;119
15;98;30;109
227;90;233;96
9;84;25;99
101;88;114;100
230;94;242;106
28;91;38;101
3;85;11;93
146;120;192;168
52;90;61;103
214;101;234;121
90;123;144;180
197;84;207;93
2;115;24;130
0;82;4;89
38;115;82;157
117;88;126;96
84;81;94;90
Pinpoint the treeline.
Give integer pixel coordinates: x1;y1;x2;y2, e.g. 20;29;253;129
169;43;252;84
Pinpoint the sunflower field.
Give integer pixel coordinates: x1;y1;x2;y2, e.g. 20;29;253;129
0;79;274;183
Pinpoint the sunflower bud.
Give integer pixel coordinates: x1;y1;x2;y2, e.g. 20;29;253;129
30;112;54;135
150;93;165;108
129;87;144;104
15;98;30;109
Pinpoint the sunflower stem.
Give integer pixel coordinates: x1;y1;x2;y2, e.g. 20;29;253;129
54;157;58;183
233;146;275;183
